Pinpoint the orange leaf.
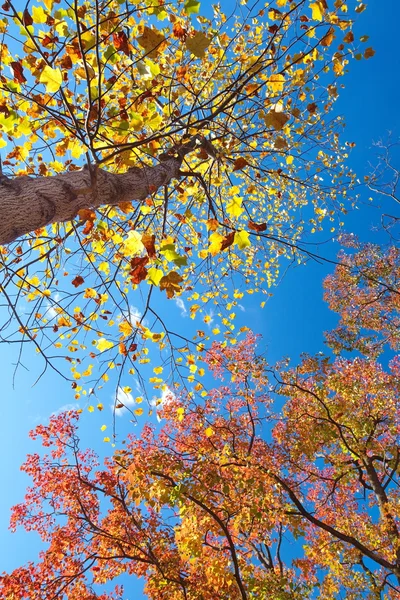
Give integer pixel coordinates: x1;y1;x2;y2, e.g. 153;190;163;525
78;209;96;221
113;31;130;56
248;221;267;232
142;233;156;258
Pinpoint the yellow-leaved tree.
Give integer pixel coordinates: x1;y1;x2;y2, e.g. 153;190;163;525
0;0;370;405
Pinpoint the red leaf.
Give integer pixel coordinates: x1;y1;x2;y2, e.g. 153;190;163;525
22;8;33;26
130;256;149;284
10;61;26;84
42;35;59;47
71;276;85;287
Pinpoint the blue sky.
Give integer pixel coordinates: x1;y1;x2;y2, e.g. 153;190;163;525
0;1;399;597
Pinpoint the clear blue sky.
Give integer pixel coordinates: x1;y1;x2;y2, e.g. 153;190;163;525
0;1;399;598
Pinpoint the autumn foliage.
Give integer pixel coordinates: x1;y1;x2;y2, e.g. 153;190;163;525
0;0;371;394
2;244;400;599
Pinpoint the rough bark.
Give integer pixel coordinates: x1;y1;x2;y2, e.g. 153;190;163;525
0;157;181;245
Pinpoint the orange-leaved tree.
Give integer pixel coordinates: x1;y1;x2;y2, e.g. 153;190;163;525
2;243;400;599
0;0;369;396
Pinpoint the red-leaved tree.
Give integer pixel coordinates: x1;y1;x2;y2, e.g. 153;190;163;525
2;244;400;599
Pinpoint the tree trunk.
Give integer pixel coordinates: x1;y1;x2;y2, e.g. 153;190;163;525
0;157;181;245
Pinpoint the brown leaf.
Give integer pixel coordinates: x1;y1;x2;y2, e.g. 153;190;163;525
343;31;354;44
130;256;149;284
221;231;235;251
248;221;267;232
137;27;167;58
72;276;85;287
159;271;184;299
10;61;26;84
142;233;156;258
274;136;288;150
263;109;289;131
364;47;375;59
22;8;33;26
233;157;249;172
59;54;73;70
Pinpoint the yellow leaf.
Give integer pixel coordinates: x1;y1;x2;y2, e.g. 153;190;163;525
101;424;107;431
177;407;185;422
83;288;97;299
96;337;114;352
286;155;294;165
97;403;104;411
226;195;243;218
119;321;133;337
208;232;224;256
185;31;211;58
205;427;214;437
267;74;285;93
134;407;144;416
32;6;47;23
69;138;85;159
234;230;251;250
98;261;110;275
103;437;111;442
153;366;163;374
39;65;62;93
122;230;145;257
310;1;325;21
88;405;94;412
147;267;163;286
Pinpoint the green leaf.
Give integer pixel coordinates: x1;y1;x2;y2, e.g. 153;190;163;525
184;0;201;15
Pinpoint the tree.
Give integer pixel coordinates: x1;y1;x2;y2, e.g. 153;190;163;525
3;244;400;599
0;0;367;396
324;240;400;357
